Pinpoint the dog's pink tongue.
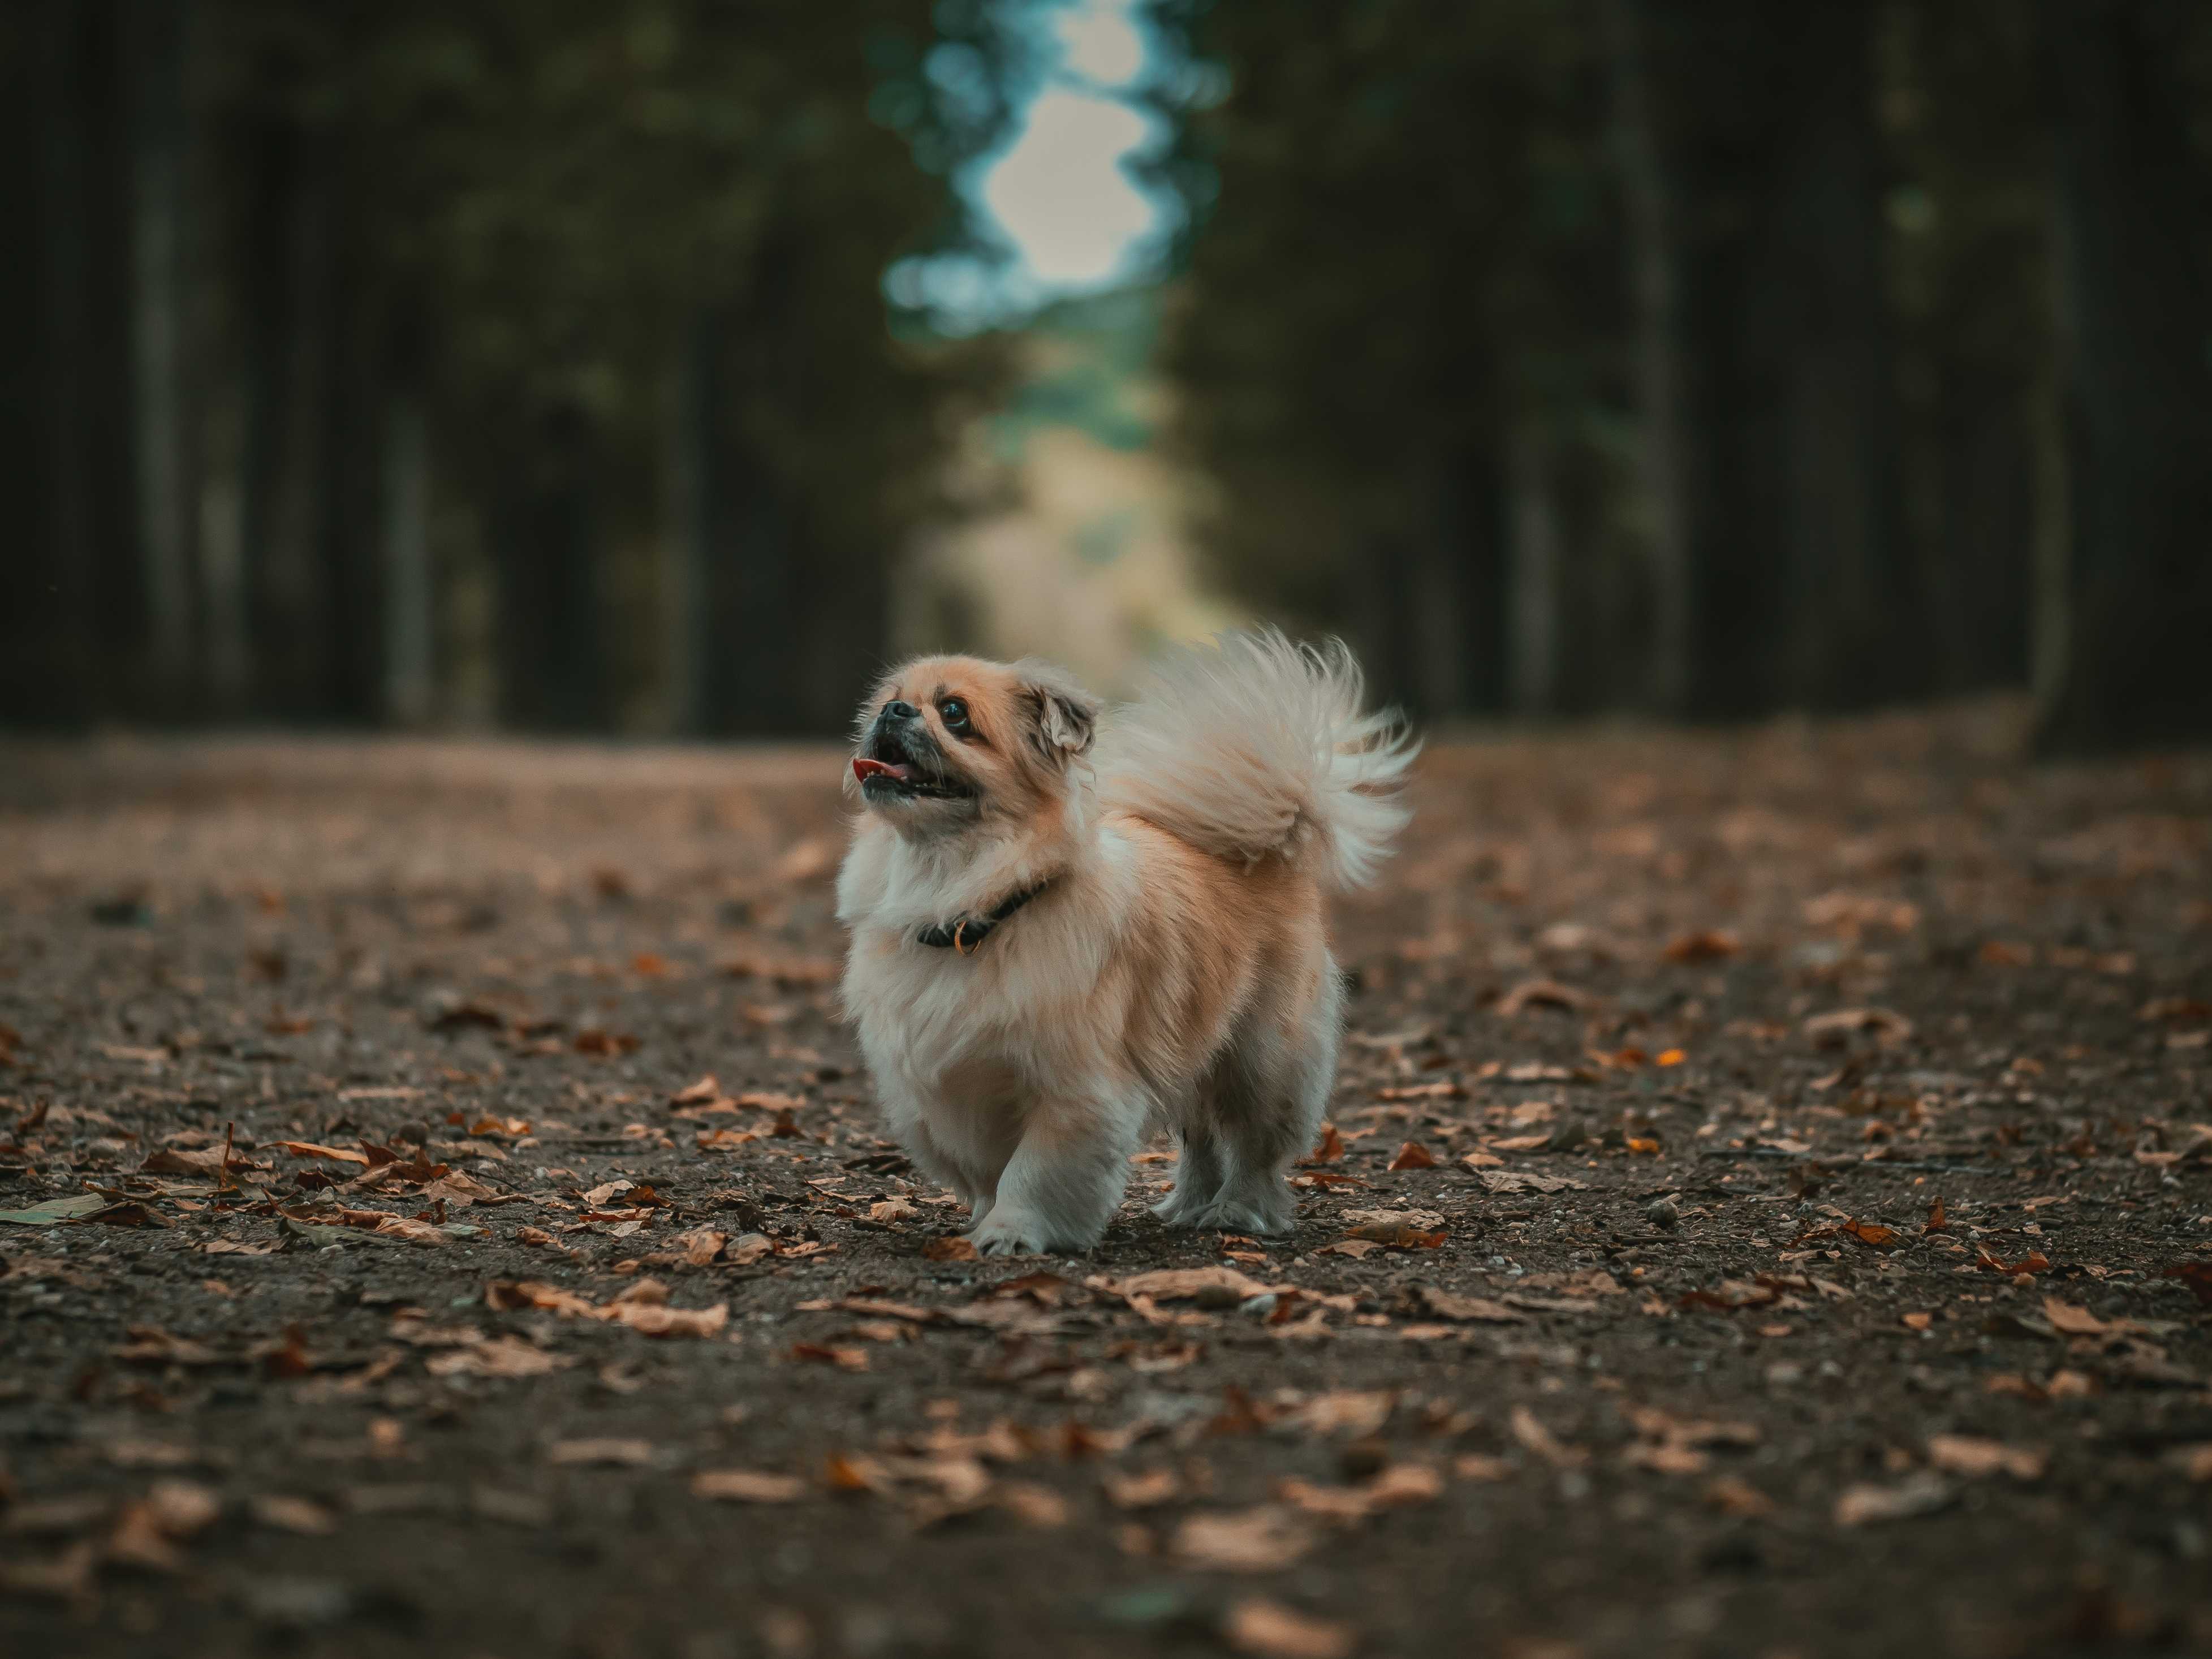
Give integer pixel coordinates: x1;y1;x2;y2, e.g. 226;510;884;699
852;756;913;783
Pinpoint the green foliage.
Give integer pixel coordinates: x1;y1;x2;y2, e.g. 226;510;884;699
1139;0;1622;645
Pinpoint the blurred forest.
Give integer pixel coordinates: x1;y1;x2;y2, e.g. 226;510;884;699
1;0;1023;736
1145;0;2212;751
6;0;2211;751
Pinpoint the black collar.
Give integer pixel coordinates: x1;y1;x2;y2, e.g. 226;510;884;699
917;880;1053;955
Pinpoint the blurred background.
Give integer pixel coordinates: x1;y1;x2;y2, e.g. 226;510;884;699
3;0;2208;752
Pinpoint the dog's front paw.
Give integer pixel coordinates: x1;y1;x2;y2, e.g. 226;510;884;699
968;1206;1058;1257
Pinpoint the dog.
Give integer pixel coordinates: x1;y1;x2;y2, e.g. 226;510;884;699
834;630;1415;1255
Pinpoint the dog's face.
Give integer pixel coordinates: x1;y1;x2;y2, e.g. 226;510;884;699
849;655;1098;839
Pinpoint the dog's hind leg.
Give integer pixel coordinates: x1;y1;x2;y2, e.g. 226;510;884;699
1151;1121;1225;1226
1197;955;1342;1236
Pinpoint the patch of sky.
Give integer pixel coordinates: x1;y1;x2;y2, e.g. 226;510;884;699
885;0;1183;330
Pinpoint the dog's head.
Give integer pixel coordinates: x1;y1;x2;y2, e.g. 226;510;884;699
848;655;1098;838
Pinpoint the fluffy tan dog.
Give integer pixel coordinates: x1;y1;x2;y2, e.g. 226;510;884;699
835;630;1414;1255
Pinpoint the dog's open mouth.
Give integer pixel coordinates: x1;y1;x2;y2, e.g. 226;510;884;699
853;750;972;802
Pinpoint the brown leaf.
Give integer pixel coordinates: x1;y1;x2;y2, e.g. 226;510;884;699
1841;1219;1899;1249
109;1479;222;1571
1314;1239;1383;1260
1109;1266;1287;1304
1803;1007;1915;1048
2040;1296;2112;1336
692;1469;807;1503
0;1539;100;1602
675;1227;728;1266
1222;1598;1355;1659
1408;1286;1524;1325
1508;1406;1586;1468
922;1236;979;1261
1677;1280;1777;1313
994;1482;1070;1528
371;1214;450;1246
607;1300;728;1338
1497;978;1596;1018
547;1438;657;1467
1386;1140;1437;1171
1102;1468;1183;1510
424;1337;572;1378
1300;1123;1346;1165
1702;1476;1774;1517
247;1494;337;1535
1923;1195;1947;1234
1662;929;1741;964
1476;1170;1588;1195
1834;1472;1954;1526
270;1140;370;1166
1171;1506;1316;1573
790;1342;869;1372
1283;1391;1397;1439
1926;1435;2046;1482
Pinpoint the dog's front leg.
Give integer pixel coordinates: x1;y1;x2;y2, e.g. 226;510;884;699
968;1093;1139;1256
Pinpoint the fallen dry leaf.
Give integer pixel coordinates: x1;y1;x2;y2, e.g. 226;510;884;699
2041;1296;2112;1336
1925;1435;2046;1482
1476;1170;1588;1195
248;1494;338;1535
1386;1140;1437;1170
1407;1286;1524;1324
692;1469;807;1503
675;1227;727;1266
1102;1467;1183;1510
1300;1123;1346;1165
1834;1472;1954;1526
1223;1597;1356;1659
270;1140;369;1166
1497;979;1596;1017
1703;1476;1774;1517
1172;1506;1317;1573
1509;1407;1586;1469
1109;1266;1287;1304
547;1438;657;1467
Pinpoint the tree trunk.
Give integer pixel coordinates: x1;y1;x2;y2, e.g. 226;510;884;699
1770;2;1921;710
494;407;605;732
126;0;196;711
239;118;335;718
670;311;721;735
682;255;805;737
1507;424;1562;718
1644;0;1916;719
1606;0;1693;718
380;395;434;726
1;0;96;727
2033;0;2212;752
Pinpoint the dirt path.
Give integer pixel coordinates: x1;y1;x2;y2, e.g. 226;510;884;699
3;708;2209;1659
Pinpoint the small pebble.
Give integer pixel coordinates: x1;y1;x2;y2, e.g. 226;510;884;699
1646;1197;1680;1230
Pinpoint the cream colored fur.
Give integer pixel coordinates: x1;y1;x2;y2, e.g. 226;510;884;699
835;630;1414;1255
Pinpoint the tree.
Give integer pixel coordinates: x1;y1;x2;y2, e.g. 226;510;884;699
2033;0;2212;752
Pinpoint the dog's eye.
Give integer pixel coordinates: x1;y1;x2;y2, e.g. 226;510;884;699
939;698;971;735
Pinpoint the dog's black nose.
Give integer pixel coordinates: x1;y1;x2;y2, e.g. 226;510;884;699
883;700;919;722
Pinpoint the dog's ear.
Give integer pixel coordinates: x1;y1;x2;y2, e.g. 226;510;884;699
1016;665;1098;766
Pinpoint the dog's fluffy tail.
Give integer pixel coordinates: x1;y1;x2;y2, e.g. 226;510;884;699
1096;629;1417;891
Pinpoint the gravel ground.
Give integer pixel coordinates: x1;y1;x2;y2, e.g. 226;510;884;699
2;707;2208;1659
